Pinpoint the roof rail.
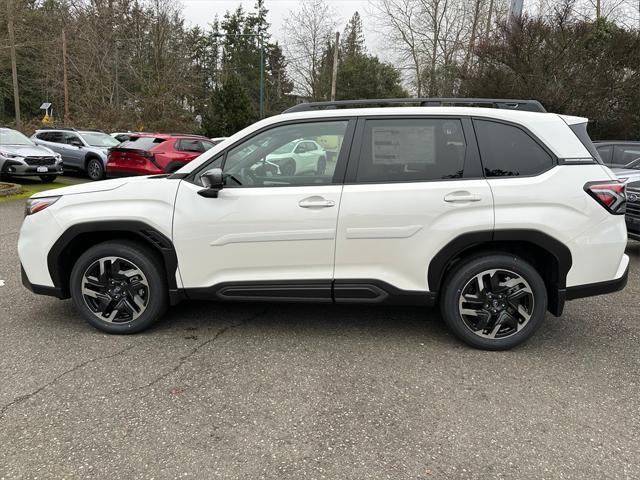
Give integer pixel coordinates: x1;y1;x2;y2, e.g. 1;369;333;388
170;133;206;137
284;98;546;114
36;127;78;131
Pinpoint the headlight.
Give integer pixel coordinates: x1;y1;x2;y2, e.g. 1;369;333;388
25;196;61;216
0;151;23;160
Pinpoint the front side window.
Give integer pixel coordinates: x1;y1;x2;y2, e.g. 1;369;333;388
355;118;467;183
474;120;553;177
218;121;348;187
64;132;83;146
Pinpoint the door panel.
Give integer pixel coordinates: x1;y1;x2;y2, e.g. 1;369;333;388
173;182;342;288
334;116;493;293
334;180;493;292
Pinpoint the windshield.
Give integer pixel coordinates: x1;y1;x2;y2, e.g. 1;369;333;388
271;141;295;155
0;129;33;146
80;132;120;148
623;155;640;170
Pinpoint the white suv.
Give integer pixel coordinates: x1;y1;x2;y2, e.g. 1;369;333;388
18;99;629;350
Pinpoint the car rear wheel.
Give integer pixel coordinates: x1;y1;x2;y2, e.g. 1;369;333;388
70;241;168;334
86;158;104;181
440;253;547;350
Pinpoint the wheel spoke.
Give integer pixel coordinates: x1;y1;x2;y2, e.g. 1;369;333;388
459;268;535;340
81;256;150;324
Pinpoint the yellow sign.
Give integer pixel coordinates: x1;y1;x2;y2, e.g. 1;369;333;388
42;113;51;125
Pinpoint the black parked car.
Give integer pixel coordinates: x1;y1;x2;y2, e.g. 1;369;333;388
626;180;640;241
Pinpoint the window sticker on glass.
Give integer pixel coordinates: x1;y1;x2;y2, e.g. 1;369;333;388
372;126;436;165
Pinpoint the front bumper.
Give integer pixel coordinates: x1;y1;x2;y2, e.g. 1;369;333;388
21;264;66;299
2;160;63;176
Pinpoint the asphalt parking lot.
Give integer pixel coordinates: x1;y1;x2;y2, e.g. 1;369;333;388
0;193;639;479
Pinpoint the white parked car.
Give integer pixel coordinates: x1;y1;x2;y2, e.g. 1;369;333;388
264;139;327;176
18;98;629;350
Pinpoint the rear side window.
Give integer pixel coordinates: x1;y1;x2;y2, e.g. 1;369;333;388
38;132;63;143
474;120;553;177
355;118;466;183
120;137;166;151
176;139;213;153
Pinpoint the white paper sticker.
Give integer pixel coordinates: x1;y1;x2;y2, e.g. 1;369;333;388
372;126;436;165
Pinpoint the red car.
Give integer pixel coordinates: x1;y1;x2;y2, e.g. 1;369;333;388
106;133;215;177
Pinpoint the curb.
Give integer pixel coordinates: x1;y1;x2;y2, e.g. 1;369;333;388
0;182;23;197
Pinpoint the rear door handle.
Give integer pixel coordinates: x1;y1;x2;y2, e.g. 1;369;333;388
299;196;335;209
444;191;482;203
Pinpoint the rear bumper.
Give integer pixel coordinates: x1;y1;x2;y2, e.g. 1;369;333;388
565;257;629;300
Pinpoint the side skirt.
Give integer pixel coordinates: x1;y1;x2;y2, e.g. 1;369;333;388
184;279;437;306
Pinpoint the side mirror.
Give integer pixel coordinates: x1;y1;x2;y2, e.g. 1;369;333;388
198;167;224;198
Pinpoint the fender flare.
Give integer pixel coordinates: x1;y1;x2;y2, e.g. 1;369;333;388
47;220;181;302
428;229;573;314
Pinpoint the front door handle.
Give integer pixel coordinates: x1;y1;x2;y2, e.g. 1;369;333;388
299;196;335;209
444;191;482;203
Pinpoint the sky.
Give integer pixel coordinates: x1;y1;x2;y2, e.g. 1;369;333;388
180;0;383;53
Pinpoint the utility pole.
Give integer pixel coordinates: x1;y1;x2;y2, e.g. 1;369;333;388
62;29;70;124
331;31;339;102
259;34;264;119
508;0;524;29
7;0;21;130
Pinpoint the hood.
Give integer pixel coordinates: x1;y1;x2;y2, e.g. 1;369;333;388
0;144;57;157
31;175;167;198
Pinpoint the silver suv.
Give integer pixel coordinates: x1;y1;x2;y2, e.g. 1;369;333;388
0;127;63;182
31;128;120;181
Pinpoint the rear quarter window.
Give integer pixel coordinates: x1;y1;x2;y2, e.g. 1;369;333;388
474;120;554;177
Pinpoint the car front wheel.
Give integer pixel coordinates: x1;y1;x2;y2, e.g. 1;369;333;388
440;253;547;350
86;158;105;181
70;241;168;334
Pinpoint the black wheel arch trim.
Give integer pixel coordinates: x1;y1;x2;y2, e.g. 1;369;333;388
46;220;182;303
428;229;573;316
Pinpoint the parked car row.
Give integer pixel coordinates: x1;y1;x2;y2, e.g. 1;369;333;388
0;127;224;182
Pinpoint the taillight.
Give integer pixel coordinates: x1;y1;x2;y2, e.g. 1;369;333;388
584;181;626;214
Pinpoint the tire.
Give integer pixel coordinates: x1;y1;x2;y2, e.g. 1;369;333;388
281;159;296;176
86;157;105;181
316;156;327;175
39;175;57;183
440;253;547;350
70;240;168;334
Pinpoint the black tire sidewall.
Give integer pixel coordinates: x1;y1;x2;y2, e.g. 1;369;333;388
87;158;104;180
70;241;168;334
282;159;296;176
440;253;547;350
